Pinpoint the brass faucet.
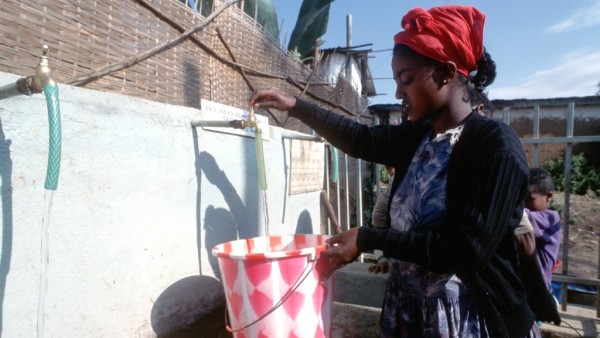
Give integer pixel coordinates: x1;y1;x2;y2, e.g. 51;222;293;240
32;45;56;91
244;106;261;132
0;45;55;99
226;106;261;131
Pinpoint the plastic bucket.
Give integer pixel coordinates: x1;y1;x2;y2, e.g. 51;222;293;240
212;234;333;338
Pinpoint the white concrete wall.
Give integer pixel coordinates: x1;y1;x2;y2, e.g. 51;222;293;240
0;72;323;337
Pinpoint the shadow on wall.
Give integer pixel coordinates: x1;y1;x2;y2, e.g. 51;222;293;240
295;209;314;234
183;59;201;109
194;147;259;278
150;132;251;337
203;205;237;280
0;118;12;337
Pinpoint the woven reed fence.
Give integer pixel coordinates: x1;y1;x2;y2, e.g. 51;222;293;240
0;0;368;130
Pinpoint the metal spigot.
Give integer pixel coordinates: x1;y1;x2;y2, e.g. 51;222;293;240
0;45;54;99
245;106;261;132
32;45;56;91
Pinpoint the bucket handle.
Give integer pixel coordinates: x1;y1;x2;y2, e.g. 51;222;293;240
225;255;318;333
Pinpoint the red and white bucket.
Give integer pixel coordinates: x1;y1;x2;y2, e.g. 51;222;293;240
212;234;333;338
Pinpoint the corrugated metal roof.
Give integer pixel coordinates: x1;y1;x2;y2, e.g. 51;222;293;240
316;44;377;97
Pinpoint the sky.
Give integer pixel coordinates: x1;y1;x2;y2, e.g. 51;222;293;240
271;0;600;105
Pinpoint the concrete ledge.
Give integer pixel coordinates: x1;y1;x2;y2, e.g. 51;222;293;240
541;304;600;338
333;262;388;308
330;263;600;338
332;301;381;338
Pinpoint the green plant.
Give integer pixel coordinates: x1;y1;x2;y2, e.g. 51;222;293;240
380;165;392;185
543;153;600;196
356;163;389;228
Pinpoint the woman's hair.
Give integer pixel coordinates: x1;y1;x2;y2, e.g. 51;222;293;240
470;48;496;92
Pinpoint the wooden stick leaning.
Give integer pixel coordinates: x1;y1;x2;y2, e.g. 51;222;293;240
65;0;361;118
215;28;282;127
65;0;240;86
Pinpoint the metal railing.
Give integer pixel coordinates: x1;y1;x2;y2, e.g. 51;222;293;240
501;99;600;316
323;99;600;316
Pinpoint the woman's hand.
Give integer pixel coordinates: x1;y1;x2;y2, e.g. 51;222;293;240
319;227;360;279
249;89;296;111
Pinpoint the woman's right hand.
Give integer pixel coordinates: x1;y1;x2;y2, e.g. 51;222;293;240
319;228;360;279
249;89;296;111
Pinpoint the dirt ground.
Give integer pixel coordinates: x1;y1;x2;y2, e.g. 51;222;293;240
553;192;600;279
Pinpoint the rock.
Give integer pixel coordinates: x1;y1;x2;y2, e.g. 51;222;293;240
332;302;381;338
151;275;226;337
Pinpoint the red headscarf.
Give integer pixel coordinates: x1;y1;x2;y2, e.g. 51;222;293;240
393;6;485;77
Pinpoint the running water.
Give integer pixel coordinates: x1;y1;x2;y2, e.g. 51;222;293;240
37;189;54;338
261;189;270;240
254;128;270;249
35;48;61;338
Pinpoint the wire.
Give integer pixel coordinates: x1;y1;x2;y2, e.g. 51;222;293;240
559;320;584;337
371;48;393;53
225;258;316;333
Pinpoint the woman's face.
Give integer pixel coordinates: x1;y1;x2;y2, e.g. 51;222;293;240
391;52;445;123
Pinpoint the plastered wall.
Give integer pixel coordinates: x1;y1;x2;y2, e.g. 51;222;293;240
0;72;322;337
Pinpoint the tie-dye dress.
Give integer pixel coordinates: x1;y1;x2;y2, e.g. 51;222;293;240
380;125;539;338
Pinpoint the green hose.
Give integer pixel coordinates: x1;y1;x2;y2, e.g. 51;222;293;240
255;130;267;190
331;147;339;183
43;84;61;190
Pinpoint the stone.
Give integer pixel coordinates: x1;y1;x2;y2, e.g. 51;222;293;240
151;275;226;337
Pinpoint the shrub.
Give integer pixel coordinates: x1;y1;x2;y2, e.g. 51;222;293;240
542;153;600;196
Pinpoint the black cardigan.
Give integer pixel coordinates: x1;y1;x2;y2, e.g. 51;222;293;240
289;99;535;338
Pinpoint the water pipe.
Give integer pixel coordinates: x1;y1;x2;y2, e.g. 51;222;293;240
190;119;247;129
279;130;324;142
0;76;38;99
0;47;53;100
191;108;268;189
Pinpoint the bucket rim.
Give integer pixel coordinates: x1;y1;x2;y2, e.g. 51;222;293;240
211;234;330;260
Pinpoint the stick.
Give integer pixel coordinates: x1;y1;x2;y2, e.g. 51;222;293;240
65;0;240;86
215;28;282;126
286;77;360;117
321;190;342;235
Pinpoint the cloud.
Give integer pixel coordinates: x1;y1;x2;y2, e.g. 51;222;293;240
546;1;600;33
489;50;600;100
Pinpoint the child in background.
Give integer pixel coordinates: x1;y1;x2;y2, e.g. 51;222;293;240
526;168;562;290
470;88;561;325
368;166;394;274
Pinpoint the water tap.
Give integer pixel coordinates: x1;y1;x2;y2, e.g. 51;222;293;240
32;45;56;91
227;106;262;131
245;106;261;132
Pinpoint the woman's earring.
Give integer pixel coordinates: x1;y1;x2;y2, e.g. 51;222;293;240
443;79;449;85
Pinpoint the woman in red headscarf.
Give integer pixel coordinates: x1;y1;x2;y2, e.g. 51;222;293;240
250;5;537;337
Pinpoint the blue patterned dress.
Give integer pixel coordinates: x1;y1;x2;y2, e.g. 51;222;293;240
381;125;539;338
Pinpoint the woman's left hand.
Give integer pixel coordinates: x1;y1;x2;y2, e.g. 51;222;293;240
320;227;360;279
